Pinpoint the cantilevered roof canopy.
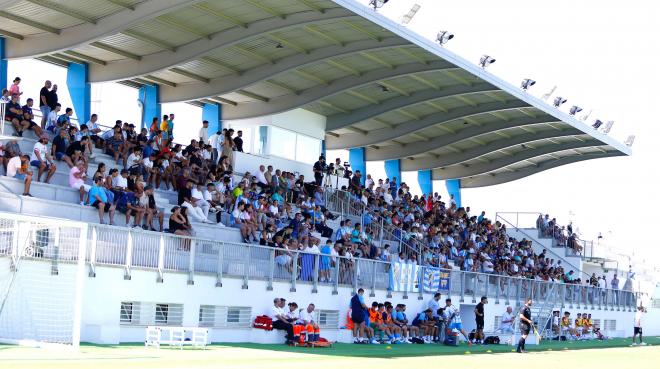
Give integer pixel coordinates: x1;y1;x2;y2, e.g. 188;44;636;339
1;0;630;187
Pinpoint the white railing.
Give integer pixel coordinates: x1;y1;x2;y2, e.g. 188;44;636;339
0;212;638;311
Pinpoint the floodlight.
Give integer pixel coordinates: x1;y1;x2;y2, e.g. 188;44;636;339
401;4;421;25
592;119;603;129
553;96;567;108
275;43;283;49
580;110;592;122
520;79;536;91
380;84;390;92
541;85;556;101
479;55;496;68
436;31;454;46
602;120;614;134
624;135;635;147
569;106;582;116
369;0;389;10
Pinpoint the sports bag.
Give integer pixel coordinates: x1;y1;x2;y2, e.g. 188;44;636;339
253;315;273;331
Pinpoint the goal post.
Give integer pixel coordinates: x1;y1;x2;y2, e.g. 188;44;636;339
0;212;88;348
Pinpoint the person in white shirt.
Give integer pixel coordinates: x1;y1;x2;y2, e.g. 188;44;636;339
30;135;57;183
142;153;155;185
255;165;268;188
270;298;294;344
444;298;470;344
112;169;129;190
191;183;211;218
45;104;60;132
6;154;33;196
426;293;442;318
199;120;209;144
298;303;321;342
208;130;221;164
497;306;515;333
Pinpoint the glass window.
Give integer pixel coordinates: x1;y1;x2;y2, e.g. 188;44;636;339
270;126;296;160
295;133;321;164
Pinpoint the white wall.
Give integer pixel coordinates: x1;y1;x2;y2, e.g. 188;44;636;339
233;151;314;179
72;261;635;344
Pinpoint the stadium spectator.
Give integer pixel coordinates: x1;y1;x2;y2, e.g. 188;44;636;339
30;134;57;183
199;120;209;144
632;306;645;346
9;77;22;101
89;176;116;225
169;206;192;237
69;160;90;205
5;154;33;196
270;298;294;344
234;130;244;152
47;84;58;111
39;80;51;129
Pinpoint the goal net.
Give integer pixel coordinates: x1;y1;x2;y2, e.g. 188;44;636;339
0;214;87;348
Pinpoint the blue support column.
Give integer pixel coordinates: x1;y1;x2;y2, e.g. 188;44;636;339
321;139;326;158
138;85;160;131
384;159;400;183
348;147;366;185
66;62;91;124
418;170;433;197
0;38;7;92
202;102;222;135
445;179;462;208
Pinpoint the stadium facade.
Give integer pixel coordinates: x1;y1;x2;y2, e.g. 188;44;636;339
0;0;652;347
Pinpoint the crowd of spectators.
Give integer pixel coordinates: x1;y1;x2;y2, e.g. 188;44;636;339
1;79;625;299
536;214;581;253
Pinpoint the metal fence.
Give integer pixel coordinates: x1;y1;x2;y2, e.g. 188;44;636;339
0;212;638;312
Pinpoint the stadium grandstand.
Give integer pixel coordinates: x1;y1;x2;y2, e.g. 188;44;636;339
0;0;655;363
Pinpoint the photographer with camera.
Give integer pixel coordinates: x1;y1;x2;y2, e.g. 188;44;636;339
313;155;326;186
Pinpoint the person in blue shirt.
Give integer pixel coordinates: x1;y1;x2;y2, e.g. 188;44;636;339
88;177;116;225
271;188;284;203
350;288;374;344
393;304;420;343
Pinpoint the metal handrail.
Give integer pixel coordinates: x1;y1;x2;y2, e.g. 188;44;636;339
496;213;591;282
0;212;638;311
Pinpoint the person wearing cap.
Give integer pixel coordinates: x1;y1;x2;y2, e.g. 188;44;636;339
30;134;57;183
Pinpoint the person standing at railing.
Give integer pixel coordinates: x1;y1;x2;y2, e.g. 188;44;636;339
38;80;51;129
611;274;619;304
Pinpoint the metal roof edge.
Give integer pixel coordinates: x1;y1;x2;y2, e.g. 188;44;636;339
331;0;631;156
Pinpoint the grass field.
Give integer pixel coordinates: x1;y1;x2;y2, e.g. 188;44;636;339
0;337;657;369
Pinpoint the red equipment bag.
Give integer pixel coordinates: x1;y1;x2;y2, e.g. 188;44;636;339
253;315;273;331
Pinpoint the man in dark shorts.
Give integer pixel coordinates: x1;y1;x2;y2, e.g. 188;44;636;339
517;298;533;353
350;288;370;344
474;296;487;344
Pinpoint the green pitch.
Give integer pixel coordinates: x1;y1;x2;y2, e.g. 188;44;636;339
0;337;657;369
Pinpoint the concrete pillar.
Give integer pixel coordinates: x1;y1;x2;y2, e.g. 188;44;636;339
384;159;400;184
138;85;160;131
418;170;433;197
348;147;366;185
66;62;91;124
445;179;462;208
202;102;222;135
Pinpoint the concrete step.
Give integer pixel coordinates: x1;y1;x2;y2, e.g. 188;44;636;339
0;179;241;243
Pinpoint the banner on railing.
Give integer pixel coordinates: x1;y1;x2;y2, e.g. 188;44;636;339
389;262;450;293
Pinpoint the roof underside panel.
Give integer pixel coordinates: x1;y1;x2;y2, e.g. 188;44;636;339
2;0;630;187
